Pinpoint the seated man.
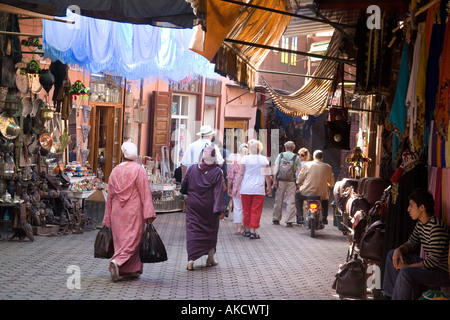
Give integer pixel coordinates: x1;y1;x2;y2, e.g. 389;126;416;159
383;188;450;300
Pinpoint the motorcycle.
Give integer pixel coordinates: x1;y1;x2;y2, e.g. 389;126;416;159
303;195;325;237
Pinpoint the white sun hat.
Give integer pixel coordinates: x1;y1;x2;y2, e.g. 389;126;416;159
196;124;216;136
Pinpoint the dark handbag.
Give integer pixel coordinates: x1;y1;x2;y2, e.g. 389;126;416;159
324;120;351;150
329;106;348;122
333;258;366;299
180;169;189;195
139;224;168;263
180;177;188;195
359;220;385;263
94;226;114;259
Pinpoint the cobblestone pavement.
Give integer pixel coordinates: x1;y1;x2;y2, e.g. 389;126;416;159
0;197;350;301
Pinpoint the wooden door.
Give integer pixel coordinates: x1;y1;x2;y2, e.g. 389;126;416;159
148;91;171;159
224;119;248;153
88;104;122;182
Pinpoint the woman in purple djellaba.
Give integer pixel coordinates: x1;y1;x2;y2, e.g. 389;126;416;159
182;146;225;271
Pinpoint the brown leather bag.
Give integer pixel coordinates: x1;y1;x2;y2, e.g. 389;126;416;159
359;220;385;264
333;258;366;299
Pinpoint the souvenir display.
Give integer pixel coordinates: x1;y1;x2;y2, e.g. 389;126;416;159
21;96;32;116
0;114;20;140
39;69;55;94
15;67;29;94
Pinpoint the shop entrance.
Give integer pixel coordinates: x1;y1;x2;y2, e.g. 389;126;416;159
88;104;123;182
224;119;248;154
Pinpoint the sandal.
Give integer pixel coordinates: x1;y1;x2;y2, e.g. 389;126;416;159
242;231;251;237
249;233;260;240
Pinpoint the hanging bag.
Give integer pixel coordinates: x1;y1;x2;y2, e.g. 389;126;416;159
139;224;168;263
94;226;114;258
359;220;386;264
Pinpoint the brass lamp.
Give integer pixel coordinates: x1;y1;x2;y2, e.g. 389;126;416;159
345;147;371;179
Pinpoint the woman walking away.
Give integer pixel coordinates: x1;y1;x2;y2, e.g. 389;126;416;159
236;139;272;240
102;141;156;282
183;146;225;271
228;143;249;235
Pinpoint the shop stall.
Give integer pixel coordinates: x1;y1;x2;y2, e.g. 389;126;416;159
142;156;184;213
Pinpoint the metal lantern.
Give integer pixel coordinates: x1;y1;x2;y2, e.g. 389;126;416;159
345;147;371;179
3;93;21;115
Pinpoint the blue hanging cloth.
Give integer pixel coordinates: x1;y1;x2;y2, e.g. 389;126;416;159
42;10;218;81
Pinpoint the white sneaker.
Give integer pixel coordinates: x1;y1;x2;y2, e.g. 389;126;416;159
186;260;194;271
109;260;119;282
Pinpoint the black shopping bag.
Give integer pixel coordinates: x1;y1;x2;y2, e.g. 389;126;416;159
94;226;114;259
139;224;168;263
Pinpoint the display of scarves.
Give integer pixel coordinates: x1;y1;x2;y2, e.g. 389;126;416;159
354;12;398;95
429;166;450;225
435;14;450;140
425;0;447;143
442;168;450;226
405;32;421;150
415;24;428;151
42;10;217;82
388;42;409;166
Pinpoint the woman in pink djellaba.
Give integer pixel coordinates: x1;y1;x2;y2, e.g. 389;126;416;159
102;141;156;282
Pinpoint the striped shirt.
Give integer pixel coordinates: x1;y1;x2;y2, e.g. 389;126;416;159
403;216;450;272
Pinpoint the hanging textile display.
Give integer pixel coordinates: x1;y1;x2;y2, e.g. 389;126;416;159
414;23;428;151
405;31;422;150
262;31;343;117
190;0;291;90
388;42;409;167
42;10;217;82
435;14;450;140
441;168;450;225
354;11;399;95
425;0;447;143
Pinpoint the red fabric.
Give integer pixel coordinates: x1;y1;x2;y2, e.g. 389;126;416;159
241;194;265;229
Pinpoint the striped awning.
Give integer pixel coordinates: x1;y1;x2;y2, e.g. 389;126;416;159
262;31;342;117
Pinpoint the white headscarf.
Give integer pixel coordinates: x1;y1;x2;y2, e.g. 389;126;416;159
121;141;138;161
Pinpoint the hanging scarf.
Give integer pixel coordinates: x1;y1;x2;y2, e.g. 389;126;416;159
435;14;450;140
389;42;409;167
415;23;428;150
425;0;447;141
